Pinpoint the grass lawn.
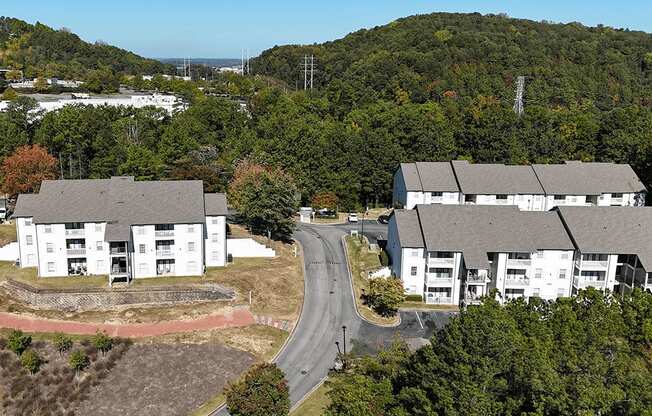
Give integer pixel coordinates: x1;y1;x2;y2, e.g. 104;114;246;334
0;261;108;289
291;381;331;415
0;222;16;246
344;236;399;326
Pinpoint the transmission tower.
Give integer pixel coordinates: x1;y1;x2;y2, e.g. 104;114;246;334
301;54;316;90
513;76;525;116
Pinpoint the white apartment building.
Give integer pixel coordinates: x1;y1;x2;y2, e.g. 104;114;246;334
13;177;227;284
555;206;652;296
387;205;575;306
392;160;646;210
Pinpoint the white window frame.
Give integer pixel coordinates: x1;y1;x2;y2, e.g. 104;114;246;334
46;243;54;253
187;224;195;233
139;244;146;254
96;241;103;251
44;224;52;233
95;223;102;232
211;233;219;243
410;266;417;276
187;261;198;272
559;269;567;279
26;235;33;246
188;242;196;252
47;262;55;272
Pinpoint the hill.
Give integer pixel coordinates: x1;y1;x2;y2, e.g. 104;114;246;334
0;17;172;80
253;12;652;111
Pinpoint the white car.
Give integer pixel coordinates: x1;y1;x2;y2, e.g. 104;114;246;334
348;213;359;223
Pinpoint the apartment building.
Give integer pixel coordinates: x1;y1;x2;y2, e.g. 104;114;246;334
13;177;228;283
555;206;652;295
387;204;652;305
387;205;575;306
392;160;646;210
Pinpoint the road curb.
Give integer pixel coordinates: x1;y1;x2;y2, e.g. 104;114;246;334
340;235;401;328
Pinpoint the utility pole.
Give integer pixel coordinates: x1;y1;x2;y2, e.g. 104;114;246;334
310;54;314;90
513;76;525;116
303;55;308;90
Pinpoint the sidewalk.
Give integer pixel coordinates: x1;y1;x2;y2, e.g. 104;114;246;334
0;307;256;337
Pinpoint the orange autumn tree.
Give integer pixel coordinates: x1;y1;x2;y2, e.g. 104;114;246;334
1;144;58;199
311;191;338;211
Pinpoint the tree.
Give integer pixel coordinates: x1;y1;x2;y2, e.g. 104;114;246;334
69;349;90;373
228;160;299;241
365;277;406;317
53;332;73;356
7;330;32;356
1;87;18;101
92;331;113;356
34;77;49;93
225;362;290;416
0;144;58;199
311;191;339;211
326;374;394;416
20;349;42;374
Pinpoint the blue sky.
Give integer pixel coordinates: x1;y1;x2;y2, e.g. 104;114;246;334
3;1;651;58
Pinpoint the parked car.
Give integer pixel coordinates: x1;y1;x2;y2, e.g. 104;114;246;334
316;208;336;217
347;213;359;223
377;214;390;224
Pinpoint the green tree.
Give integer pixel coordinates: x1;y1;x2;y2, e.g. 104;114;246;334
53;332;73;356
92;331;113;356
118;145;164;180
228;160;299;241
7;329;32;356
225;362;290;416
20;349;43;374
69;349;90;373
326;374;394;416
365;277;406;317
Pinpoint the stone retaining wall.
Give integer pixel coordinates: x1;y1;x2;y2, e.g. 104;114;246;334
1;279;235;311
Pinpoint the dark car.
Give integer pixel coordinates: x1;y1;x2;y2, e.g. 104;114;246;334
378;214;390;224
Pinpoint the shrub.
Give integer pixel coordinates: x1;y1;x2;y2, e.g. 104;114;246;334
20;349;43;374
92;331;113;355
405;294;423;302
366;277;406;317
225;362;290;416
379;250;390;266
53;333;73;356
69;350;89;373
7;330;32;356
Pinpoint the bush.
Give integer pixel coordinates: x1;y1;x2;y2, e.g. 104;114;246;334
379;250;390;266
366;277;406;317
92;331;113;355
53;332;73;356
225;362;290;416
69;350;89;373
405;294;423;302
20;349;42;374
7;330;32;356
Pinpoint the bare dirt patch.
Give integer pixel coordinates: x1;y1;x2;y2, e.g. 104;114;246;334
75;342;256;416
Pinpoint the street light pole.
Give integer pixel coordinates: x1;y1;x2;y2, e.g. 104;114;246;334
342;325;347;369
335;341;341;355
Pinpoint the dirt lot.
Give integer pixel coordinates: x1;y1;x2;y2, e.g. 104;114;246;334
0;223;16;247
75;342;255;416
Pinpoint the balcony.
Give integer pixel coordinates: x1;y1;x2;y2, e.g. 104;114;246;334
573;276;606;289
66;248;86;256
156;250;174;258
110;248;127;256
65;229;84;237
428;257;455;266
466;274;488;284
425;295;453;305
581;260;609;269
110;267;128;276
505;278;530;286
155;230;174;238
507;259;531;267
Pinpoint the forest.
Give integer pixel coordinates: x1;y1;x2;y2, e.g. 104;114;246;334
0;17;172;80
0;12;651;209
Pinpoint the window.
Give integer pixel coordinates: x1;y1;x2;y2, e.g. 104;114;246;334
187;224;195;233
95;223;102;232
534;268;542;279
139;244;146;254
561;252;569;260
554;195;566;201
211;251;219;261
211;217;219;224
138;263;148;274
465;194;476;203
96;241;103;251
534;251;544;259
431;192;443;198
410;249;419;257
46;243;54;253
24;218;32;226
410;266;418;276
557;288;566;298
612;193;623;198
496;194;508;200
137;226;145;235
26;235;33;246
27;254;35;265
559;269;567;279
44;224;52;233
428;268;451;278
532;288;540;297
96;260;104;271
187;261;198;272
187;242;196;252
508;252;530;260
211;233;219;243
47;262;55;272
570;196;578;203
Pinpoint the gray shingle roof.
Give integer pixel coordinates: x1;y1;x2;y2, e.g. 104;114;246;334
392;210;424;248
13;177;227;240
532;161;647;195
557;206;652;271
204;193;228;216
451;160;544;195
414;205;574;269
399;162;459;192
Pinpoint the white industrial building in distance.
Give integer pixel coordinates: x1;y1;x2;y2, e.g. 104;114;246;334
13;177;227;284
393;160;646;210
387;204;652;306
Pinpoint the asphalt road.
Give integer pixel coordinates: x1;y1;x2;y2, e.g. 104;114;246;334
213;220;453;415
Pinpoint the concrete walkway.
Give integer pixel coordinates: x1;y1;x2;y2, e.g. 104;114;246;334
0;307;256;337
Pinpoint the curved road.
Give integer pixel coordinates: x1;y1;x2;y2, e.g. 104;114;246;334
214;221;452;414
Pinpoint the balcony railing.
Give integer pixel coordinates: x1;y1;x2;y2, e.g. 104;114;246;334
110;267;128;275
66;248;86;256
65;229;84;237
110;248;127;256
507;259;531;267
505;278;530;286
426;275;453;285
155;230;174;238
573;276;606;288
466;275;487;284
425;295;453;305
428;257;455;266
581;260;609;269
156;250;174;258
